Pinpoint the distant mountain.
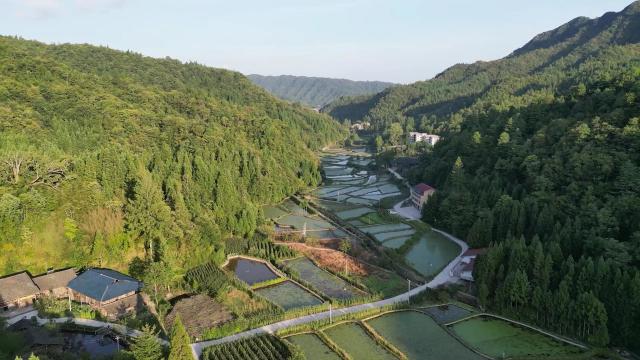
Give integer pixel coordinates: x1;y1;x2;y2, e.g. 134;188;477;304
247;74;395;108
322;1;640;131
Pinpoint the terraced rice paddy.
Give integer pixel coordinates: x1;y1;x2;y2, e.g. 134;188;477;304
372;229;415;242
423;304;473;324
450;316;583;358
380;237;411;249
254;280;323;311
405;230;460;277
324;322;396;360
367;311;483;360
286;333;341;360
335;207;374;220
283;257;365;299
224;257;279;286
360;223;412;234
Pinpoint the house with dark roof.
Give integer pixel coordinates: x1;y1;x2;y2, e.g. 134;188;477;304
33;268;77;298
410;183;436;210
0;272;40;313
68;268;141;319
455;248;487;282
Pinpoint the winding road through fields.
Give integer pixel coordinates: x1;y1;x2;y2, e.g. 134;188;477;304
190;219;469;359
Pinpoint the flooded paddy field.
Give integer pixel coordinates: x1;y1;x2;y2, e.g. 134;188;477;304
282;257;366;299
224;257;280;286
254;280;323;311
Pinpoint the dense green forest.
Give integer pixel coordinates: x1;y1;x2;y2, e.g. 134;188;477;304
323;1;640;136
0;36;345;275
247;74;394;108
417;68;640;349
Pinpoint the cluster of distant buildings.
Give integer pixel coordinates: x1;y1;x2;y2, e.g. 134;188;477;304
0;268;142;319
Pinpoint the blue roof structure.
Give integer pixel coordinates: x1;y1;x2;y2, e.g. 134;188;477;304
68;269;140;303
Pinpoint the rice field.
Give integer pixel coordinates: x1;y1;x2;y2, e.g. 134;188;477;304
359;223;412;234
286;333;341;360
380;237;412;249
373;229;416;242
283;257;365;299
254;280;323;311
423;304;473;324
335;207;374;220
324;322;396;360
449;316;584;358
367;311;484;360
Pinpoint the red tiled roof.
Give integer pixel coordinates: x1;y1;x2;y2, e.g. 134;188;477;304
413;183;434;195
463;248;487;257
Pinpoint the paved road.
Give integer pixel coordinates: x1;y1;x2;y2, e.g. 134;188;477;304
191;216;470;359
190;168;470;359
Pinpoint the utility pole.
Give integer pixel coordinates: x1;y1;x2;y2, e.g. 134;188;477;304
329;303;332;324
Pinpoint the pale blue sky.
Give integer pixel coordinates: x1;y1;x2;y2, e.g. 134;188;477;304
1;0;634;83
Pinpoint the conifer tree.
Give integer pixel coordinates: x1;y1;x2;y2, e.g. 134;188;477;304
168;316;192;360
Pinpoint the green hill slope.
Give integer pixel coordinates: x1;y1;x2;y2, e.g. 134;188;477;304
248;74;394;108
0;36;345;274
323;1;640;133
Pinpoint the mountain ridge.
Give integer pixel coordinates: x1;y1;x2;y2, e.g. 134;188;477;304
322;1;640;131
248;74;395;108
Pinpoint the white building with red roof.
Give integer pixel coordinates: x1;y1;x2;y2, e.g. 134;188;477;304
410;183;436;210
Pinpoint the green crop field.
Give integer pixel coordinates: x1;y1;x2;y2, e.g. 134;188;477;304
367;311;483;360
450;317;584;358
254;281;323;310
283;257;365;299
324;322;396;360
286;333;341;360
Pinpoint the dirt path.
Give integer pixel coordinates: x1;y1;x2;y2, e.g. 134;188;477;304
5;310;169;345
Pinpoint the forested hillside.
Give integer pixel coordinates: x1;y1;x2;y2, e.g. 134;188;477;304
323;1;640;135
248;74;394;108
416;68;640;350
0;36;345;275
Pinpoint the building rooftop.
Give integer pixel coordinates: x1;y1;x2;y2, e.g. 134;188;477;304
68;269;140;303
412;183;435;195
462;248;487;257
33;268;77;291
0;272;40;306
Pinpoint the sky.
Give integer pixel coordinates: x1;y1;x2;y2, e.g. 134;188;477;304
0;0;635;83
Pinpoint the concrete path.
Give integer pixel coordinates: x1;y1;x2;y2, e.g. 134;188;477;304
5;310;169;345
189;169;472;359
191;227;470;359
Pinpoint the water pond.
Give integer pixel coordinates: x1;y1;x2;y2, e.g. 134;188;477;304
367;311;483;360
449;316;583;358
286;333;341;360
405;230;460;277
224;257;279;286
324;322;396;360
65;332;124;359
254;280;323;310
